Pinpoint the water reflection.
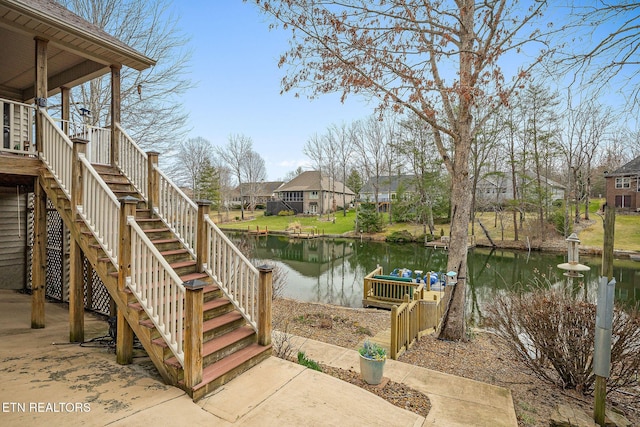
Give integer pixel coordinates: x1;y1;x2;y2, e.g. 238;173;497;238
231;233;640;318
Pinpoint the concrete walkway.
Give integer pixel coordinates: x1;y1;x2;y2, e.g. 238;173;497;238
0;290;517;426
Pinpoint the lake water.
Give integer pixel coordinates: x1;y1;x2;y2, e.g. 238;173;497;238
231;233;640;320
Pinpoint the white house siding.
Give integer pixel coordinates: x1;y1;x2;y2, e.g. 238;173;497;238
0;191;27;289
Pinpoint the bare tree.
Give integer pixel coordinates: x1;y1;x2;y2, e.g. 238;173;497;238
216;134;254;220
303;133;326;214
172;136;215;199
560;2;640;108
56;0;193;152
353;115;391;213
329;122;355;216
243;150;267;211
252;0;551;340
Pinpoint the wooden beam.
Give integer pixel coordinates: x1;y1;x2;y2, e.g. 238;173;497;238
258;265;273;346
116;196;137;364
0;156;42;177
31;177;46;328
147;152;159;212
23;61;109;102
61;87;70;135
69;239;84;342
110;66;121;166
184;279;205;389
196;201;211;272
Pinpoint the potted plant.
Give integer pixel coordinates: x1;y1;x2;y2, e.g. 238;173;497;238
358;340;386;385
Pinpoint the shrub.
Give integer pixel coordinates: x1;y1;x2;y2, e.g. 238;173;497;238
485;285;640;394
386;230;414;243
278;210;294;216
549;208;571;235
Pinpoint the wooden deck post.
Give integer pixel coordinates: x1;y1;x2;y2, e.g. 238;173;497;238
116;196;137;364
71;138;88;208
69;240;84;342
110;65;121;167
184;279;205;389
60;86;70;135
390;305;398;359
69;138;89;342
31;37;48;328
258;265;273;346
196;200;211;272
31;177;47;329
146;151;159;212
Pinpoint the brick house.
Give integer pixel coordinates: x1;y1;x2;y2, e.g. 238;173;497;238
605;156;640;211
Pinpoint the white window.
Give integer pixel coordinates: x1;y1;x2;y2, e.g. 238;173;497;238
309;191;318;199
615;177;630;189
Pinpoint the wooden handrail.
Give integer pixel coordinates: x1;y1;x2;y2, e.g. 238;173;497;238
203;215;260;332
389;284;443;360
77;154;121;265
40;112;74;199
128;217;186;367
155;165;198;256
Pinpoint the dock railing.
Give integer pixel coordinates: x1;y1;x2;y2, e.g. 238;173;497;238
362;266;424;309
390;290;443;359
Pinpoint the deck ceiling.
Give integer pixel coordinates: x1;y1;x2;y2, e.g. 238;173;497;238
0;0;154;102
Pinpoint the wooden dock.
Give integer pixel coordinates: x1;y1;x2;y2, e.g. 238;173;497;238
248;225;268;235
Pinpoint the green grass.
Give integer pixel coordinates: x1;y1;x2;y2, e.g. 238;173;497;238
215;209;360;235
212;204;640;252
578;214;640;251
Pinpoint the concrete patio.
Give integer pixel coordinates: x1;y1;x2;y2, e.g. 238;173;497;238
0;290;517;426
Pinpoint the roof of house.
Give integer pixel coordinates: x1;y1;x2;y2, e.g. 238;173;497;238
0;0;155;101
605;155;640;177
361;175;417;194
276;171;355;195
234;181;284;197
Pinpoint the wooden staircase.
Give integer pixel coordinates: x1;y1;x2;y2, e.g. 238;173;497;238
41;163;272;400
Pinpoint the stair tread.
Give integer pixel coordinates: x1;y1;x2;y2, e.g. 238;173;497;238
191;343;271;391
150;311;245;347
180;272;209;282
161;248;189;256
171;260;196;268
203;311;245;332
202;326;255;355
204;297;232;311
132;286;223;314
165;326;256;368
143;227;170;233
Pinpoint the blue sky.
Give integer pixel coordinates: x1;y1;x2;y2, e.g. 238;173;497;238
178;2;374;181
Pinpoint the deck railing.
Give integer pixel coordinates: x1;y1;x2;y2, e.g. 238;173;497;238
117;124;147;199
77;155;120;265
56;120;111;165
203;215;259;331
0;98;35;155
155;166;198;256
40;113;74;199
128;217;185;367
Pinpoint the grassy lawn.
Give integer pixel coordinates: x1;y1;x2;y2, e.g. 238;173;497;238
578;214;640;251
212;209;358;235
211;205;640;252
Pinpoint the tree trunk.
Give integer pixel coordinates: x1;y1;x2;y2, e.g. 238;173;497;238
438;160;471;341
438;0;474;342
